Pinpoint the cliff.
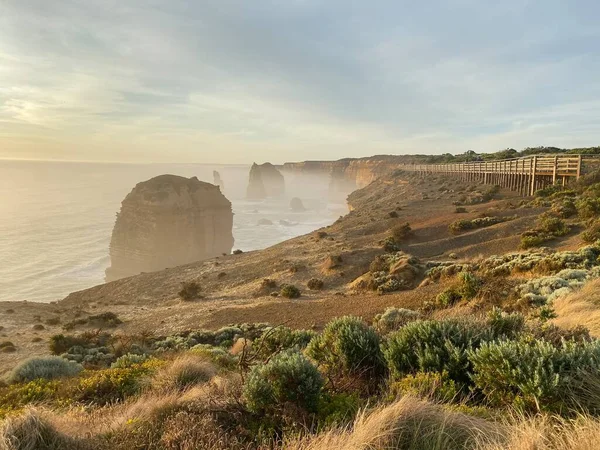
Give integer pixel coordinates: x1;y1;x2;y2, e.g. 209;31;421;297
282;156;408;194
246;163;285;199
105;175;234;282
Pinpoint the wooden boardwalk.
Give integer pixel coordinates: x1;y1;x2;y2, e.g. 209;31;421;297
398;155;600;196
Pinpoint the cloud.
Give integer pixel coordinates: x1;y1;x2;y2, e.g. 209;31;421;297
0;0;598;163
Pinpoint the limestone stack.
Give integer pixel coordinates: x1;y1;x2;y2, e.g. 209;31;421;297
105;175;234;282
213;171;225;191
246;163;285;199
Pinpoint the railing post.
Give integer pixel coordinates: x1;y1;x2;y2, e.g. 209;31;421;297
577;155;582;179
530;156;537;196
552;156;558;185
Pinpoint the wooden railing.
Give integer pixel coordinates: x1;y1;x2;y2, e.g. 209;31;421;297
397;155;600;196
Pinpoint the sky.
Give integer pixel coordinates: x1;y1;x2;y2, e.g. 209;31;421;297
0;1;599;164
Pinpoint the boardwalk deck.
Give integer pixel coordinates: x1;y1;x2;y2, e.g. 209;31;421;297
398;155;600;196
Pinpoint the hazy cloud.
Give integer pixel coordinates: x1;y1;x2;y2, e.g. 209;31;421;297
0;0;598;162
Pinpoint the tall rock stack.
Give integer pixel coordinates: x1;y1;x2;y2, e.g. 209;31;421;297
105;175;234;282
246;162;285;199
213;170;225;191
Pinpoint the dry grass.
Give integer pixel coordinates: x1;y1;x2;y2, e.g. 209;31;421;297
477;415;600;450
150;354;216;391
552;279;600;337
285;396;504;450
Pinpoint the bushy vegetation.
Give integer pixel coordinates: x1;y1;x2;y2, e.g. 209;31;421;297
306;316;384;390
280;284;301;299
244;350;323;415
470;338;600;413
582;219;600;243
391;222;411;242
307;278;324;290
372;307;420;334
449;215;515;234
8;357;82;384
178;281;203;300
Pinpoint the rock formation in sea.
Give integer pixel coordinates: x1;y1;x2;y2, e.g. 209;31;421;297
213;171;225;191
105;175;234;282
246;163;285;199
290;197;306;212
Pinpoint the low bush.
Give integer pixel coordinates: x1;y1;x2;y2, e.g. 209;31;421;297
280;284;301;299
582;220;600;243
469;338;600;413
8;357;82;384
449;216;513;234
244;350;323;415
486;308;525;339
75;361;160;405
373;307;420;334
454;207;467;213
552;198;577;218
391;222;411;242
520;230;553;249
306;316;384;389
390;371;459;403
178;281;202;300
539;215;570;236
111;353;150;369
252;327;315;361
152;355;216;391
307;278;324;290
384;319;489;385
576;197;600;219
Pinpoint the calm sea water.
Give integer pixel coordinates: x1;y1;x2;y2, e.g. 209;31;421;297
0;160;346;303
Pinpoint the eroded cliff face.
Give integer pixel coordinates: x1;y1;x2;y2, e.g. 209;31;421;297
246;163;285;199
282;157;405;195
105;175;234;282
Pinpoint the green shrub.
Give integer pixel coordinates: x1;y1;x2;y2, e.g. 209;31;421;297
582;220;600;243
551;199;577;218
457;272;481;299
434;287;462;308
306;316;384;387
111;353;150;369
539;215;569;236
75;361;160;405
8;357;82;384
391;371;459;403
178;281;202;300
486;308;525;339
469;339;600;413
382;236;400;252
253;327;316;361
454;207;467;213
244;350;323;414
449;219;473;233
280;284;301;299
317;392;361;427
373;307;420;334
391;222;411;242
384;319;489;385
535;185;562;198
49;334;88;355
520;230;553;249
449;216;513;234
307;278;324;290
576;197;600;219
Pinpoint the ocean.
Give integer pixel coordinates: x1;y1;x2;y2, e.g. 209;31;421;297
0;160;347;303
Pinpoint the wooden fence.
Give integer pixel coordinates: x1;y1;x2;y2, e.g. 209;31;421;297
398;155;600;196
